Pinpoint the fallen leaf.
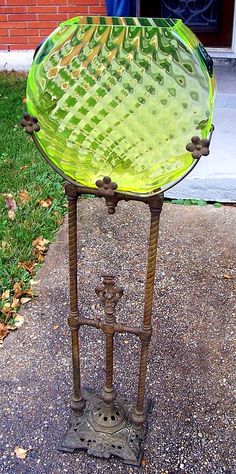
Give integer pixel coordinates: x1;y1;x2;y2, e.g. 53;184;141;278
5;194;17;220
53;324;59;330
32;236;50;252
18;190;30;204
37;197;53;208
1;289;10;300
33;248;45;263
30;279;40;286
24;288;33;297
20;165;30;171
223;274;233;280
13;281;23;298
1;240;9;251
0;322;9;342
13;314;25;328
20;297;31;305
11;297;20;309
141;458;147;466
22;97;27;103
14;446;28;460
7;325;17;331
1;303;11;315
18;261;36;274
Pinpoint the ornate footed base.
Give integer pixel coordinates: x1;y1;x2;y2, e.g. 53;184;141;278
58;391;152;466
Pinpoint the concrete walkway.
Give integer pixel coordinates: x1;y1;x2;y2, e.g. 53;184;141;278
0;200;235;473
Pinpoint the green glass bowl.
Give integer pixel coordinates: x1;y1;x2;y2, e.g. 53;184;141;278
26;16;215;196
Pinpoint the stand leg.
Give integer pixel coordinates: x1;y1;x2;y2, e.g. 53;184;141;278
65;184;85;416
131;195;163;427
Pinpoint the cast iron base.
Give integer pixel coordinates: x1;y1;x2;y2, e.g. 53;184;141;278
58;390;152;466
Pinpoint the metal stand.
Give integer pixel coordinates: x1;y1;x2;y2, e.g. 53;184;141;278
20;112;214;465
58;179;163;465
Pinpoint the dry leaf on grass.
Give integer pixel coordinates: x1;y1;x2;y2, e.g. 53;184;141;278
18;260;36;275
5;194;17;220
0;322;9;343
1;289;10;299
32;236;50;251
20;164;30;171
13;281;23;298
24;288;33;297
14;446;28;460
1;303;11;315
32;237;50;262
11;297;20;309
1;240;10;251
18;190;30;204
37;197;53;208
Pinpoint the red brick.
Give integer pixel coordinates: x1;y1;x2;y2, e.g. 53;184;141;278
0;44;9;50
38;13;67;21
9;28;39;36
6;0;37;5
9;44;33;50
68;0;100;4
28;6;57;13
0;29;8;36
39;28;56;36
58;6;89;13
89;6;106;13
0;6;27;14
27;35;44;44
0;21;27;28
0;36;28;44
6;43;29;51
37;0;66;5
8;14;37;21
0;14;7;21
28;21;58;29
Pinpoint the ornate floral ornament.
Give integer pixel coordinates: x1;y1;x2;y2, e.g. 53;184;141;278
20;113;40;134
186;136;210;159
95;275;123;316
95;176;118;197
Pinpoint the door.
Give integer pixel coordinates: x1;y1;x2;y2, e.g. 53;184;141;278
140;0;235;48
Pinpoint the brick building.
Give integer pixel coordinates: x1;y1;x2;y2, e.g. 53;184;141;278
0;1;236;60
0;0;106;52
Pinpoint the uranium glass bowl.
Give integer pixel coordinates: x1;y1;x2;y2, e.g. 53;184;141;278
26;16;215;196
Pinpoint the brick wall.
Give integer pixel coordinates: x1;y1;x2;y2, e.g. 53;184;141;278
0;0;106;51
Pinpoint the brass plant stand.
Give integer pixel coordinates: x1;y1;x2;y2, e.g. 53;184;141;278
58;179;163;465
21;113;214;465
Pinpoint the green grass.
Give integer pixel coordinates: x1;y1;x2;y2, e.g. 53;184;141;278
0;72;67;322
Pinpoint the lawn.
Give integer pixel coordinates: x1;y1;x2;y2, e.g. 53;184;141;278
0;72;67;325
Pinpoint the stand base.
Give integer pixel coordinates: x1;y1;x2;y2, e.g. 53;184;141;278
58;391;152;466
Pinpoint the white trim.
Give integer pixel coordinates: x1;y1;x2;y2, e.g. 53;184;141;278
232;0;236;52
0;50;34;71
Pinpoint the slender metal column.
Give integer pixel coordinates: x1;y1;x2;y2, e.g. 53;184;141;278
90;275;125;431
131;194;163;427
65;183;86;416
